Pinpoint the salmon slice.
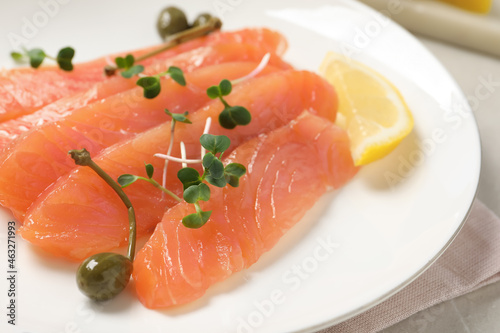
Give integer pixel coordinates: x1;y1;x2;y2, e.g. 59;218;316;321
0;60;289;222
0;28;287;122
0;34;288;150
19;70;338;261
133;112;357;308
0;43;290;150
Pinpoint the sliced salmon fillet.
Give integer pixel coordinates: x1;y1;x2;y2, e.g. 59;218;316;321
0;60;289;222
19;70;338;261
133;112;357;308
0;28;287;122
0;43;290;150
0;43;290;151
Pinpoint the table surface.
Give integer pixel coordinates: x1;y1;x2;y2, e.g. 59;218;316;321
378;2;500;332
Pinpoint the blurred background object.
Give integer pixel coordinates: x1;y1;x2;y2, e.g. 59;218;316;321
438;0;492;13
358;0;500;57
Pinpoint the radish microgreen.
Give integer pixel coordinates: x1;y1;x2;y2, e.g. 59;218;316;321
11;46;75;71
114;54;145;78
207;79;251;129
114;109;247;229
136;66;186;99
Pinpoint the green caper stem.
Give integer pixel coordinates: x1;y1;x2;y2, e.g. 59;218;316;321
194;201;202;214
106;16;222;75
135;16;222;63
126;207;136;260
45;54;57;61
147;177;183;203
69;149;137;261
219;96;230;108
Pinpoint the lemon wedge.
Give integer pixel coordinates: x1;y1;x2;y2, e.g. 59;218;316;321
437;0;492;14
319;51;414;166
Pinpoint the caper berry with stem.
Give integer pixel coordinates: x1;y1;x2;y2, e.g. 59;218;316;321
69;149;137;302
192;13;212;28
77;253;133;301
157;6;189;40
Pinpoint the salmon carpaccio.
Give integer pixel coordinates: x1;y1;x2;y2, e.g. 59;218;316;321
0;28;287;122
19;70;338;261
0;59;290;222
0;42;289;149
133;112;357;308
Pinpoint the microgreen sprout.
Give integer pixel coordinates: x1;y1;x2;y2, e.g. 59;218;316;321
11;46;75;71
231;52;271;85
117;163;182;202
68;148;136;302
207;79;251;129
118;132;246;229
174;133;246;228
161;110;192;190
113;54;145;78
180;141;188;168
136;66;186;99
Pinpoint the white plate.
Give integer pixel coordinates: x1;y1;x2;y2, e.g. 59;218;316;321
0;0;480;332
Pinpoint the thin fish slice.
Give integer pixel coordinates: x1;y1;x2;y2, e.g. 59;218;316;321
0;28;287;122
0;42;290;150
0;43;290;151
0;59;289;222
133;112;357;308
19;70;338;261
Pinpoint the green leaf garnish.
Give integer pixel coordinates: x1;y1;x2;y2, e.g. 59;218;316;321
206;79;252;129
145;163;154;179
125;54;134;68
183;183;211;204
136;76;161;99
135;67;185;98
56;47;75;71
115;57;126;69
115;54;144;78
203;153;224;179
205;175;226;188
206;79;231;99
177;167;202;190
182;210;212;228
206;85;220;99
166;66;186;86
115;54;135;69
199;134;230;155
224;163;246;187
202;152;217;169
219;79;232;96
117;174;139;188
11;47;74;71
165;110;191;124
121;65;144;78
27;48;46;68
219;106;251;129
10;52;24;62
224;163;246;177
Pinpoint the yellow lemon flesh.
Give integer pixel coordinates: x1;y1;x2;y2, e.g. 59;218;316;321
319;51;414;166
437;0;492;13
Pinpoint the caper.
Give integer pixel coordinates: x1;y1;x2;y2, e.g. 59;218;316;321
157;6;189;40
76;252;133;302
192;13;213;28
